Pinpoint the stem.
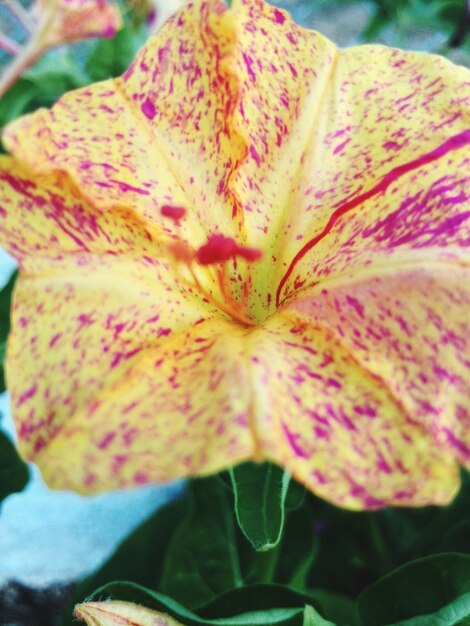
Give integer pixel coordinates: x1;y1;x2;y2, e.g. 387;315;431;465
2;0;36;33
0;37;42;98
0;32;20;55
0;5;55;99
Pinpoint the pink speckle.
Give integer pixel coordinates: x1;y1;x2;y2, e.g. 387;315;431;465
97;432;115;450
18;384;38;407
141;98;156;120
273;8;286;24
134;471;149;484
250;145;261;166
158;327;172;337
49;333;62;347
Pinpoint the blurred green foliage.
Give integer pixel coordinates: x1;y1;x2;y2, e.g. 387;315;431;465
60;469;470;626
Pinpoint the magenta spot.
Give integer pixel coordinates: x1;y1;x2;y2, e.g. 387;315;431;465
49;333;62;348
134;471;149;485
77;313;94;326
333;138;351;155
273;8;286;24
98;432;116;450
354;404;377;418
84;473;97;486
34;437;46;454
281;422;309;458
141;98;156;120
158;327;172;337
242;52;257;83
376;454;392;474
249;145;261;166
17;384;38;407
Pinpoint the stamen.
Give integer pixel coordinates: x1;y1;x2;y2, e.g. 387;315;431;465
236;246;263;262
197;234;238;265
196;234;263;265
168;240;194;264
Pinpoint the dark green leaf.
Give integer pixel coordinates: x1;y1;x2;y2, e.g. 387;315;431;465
310;590;358;626
0;428;29;503
302;605;336;626
86;26;147;81
159;477;243;609
275;500;318;591
230;462;290;552
358;553;470;626
196;584;314;619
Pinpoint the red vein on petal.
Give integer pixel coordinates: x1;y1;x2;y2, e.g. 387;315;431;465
276;128;470;306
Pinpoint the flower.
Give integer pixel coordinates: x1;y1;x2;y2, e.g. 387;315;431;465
35;0;122;48
0;0;122;98
75;601;182;625
0;0;469;510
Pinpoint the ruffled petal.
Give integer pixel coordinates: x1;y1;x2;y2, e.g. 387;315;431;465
247;312;459;510
3;0;246;245
290;265;470;472
0;158;255;492
16;311;255;492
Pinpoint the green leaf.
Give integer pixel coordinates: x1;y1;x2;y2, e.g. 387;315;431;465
302;605;336;626
159;477;243;609
385;593;470;626
0;428;29;504
86;26;147;81
0;51;91;130
89;581;307;626
230;462;290;552
275;500;318;591
357;553;470;626
310;590;358;626
196;584;315;619
0;271;17;393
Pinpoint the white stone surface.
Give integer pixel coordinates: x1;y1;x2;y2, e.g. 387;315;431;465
0;393;183;587
0;252;183;587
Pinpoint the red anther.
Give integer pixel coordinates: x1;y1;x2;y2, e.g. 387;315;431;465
196;235;238;265
161;205;186;220
235;245;263;262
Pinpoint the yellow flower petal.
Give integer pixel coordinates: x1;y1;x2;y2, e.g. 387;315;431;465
1;0;469;508
3;0;245;247
246;310;459;510
0;159;254;492
75;601;182;626
290;264;470;479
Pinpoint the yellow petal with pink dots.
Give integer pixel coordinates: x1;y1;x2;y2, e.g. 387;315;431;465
1;0;469;508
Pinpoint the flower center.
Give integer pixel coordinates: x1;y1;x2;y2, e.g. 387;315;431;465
161;206;262;326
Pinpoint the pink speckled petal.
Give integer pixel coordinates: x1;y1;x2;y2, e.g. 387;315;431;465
3;0;246;247
289;265;470;473
18;315;255;493
0;159;255;491
247;311;460;510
